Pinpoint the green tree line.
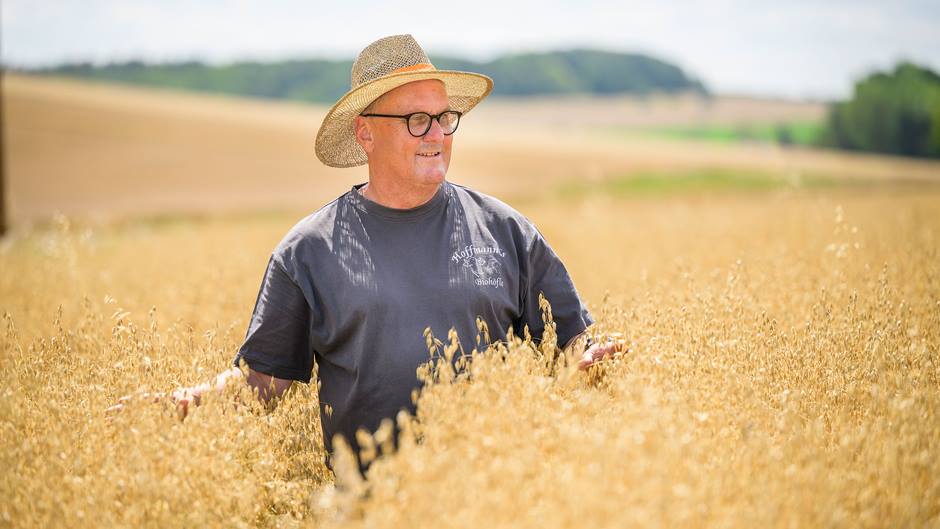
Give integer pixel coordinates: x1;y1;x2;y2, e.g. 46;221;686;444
25;49;707;101
821;62;940;159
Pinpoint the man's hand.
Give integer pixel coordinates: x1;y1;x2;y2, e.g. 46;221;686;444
577;340;628;370
105;387;201;420
106;367;281;420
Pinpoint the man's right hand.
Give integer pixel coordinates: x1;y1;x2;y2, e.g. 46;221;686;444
106;366;295;419
106;366;268;420
105;388;198;419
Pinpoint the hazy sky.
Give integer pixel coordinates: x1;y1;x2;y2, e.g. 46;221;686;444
3;0;939;100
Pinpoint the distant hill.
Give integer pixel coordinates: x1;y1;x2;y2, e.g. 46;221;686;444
24;49;707;103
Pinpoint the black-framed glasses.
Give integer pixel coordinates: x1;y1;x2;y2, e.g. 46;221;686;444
359;110;462;137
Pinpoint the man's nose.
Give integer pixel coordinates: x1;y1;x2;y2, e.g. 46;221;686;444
423;117;446;141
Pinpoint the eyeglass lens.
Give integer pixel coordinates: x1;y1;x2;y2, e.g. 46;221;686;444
407;112;460;137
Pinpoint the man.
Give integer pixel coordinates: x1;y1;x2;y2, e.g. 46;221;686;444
111;34;619;470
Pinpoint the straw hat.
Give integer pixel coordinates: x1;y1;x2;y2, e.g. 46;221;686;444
315;34;494;168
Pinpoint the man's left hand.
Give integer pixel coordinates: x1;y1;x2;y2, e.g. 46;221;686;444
577;341;628;370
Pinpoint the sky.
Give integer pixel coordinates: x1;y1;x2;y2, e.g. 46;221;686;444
2;0;939;100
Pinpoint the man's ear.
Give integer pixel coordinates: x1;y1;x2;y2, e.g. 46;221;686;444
354;116;374;154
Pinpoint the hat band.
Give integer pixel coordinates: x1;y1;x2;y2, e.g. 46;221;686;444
389;63;435;74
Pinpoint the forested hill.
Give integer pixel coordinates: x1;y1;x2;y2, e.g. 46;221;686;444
26;49;707;102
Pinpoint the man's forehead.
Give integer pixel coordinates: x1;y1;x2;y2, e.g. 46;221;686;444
370;79;448;112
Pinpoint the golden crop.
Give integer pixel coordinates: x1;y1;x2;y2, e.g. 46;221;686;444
1;189;938;529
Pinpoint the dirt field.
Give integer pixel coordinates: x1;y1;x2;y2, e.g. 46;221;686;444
4;74;938;225
1;74;939;528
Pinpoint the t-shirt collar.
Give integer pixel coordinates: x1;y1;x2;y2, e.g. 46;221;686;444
349;181;450;221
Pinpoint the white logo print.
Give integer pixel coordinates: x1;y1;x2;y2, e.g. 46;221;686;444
451;244;505;288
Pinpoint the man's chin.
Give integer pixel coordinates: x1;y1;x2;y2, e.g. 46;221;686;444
415;168;448;185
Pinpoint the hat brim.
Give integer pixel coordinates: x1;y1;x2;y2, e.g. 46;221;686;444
315;70;494;168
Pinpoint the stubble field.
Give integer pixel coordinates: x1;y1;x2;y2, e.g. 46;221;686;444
1;75;939;528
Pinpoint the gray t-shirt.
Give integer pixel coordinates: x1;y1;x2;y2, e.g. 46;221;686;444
233;181;593;459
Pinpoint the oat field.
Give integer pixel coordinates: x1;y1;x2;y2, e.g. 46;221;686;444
1;75;939;528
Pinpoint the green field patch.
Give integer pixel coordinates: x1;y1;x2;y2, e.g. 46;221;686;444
558;168;852;198
605;121;825;146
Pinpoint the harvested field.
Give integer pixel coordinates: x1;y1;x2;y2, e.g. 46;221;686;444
4;74;938;223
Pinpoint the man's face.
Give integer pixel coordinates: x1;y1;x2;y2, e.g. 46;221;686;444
356;79;452;188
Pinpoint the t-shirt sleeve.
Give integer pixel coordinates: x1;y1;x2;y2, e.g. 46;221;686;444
516;229;594;348
232;254;314;383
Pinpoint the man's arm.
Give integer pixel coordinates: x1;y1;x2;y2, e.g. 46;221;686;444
107;366;294;418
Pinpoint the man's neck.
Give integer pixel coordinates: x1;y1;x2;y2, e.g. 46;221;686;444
360;179;442;209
